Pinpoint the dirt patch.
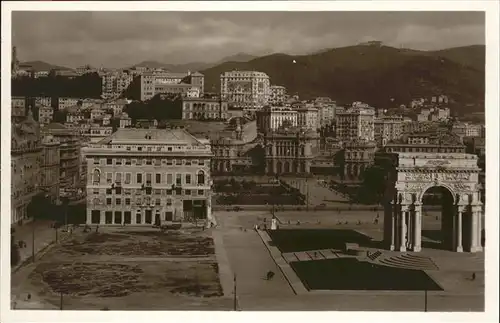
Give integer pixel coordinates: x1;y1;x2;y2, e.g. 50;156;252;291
58;230;215;257
30;262;145;297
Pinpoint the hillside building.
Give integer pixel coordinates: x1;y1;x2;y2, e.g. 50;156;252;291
220;71;270;111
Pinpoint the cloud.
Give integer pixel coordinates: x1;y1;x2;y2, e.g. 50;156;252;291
11;11;485;68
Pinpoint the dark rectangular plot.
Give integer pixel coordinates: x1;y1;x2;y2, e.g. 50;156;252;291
267;229;373;253
291;258;443;291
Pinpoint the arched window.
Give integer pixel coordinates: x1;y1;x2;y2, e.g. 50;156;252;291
197;170;205;185
93;169;101;184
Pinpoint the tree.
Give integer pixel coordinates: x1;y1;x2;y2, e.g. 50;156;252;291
357;165;387;204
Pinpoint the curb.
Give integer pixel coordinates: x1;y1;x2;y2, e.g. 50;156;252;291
256;229;308;295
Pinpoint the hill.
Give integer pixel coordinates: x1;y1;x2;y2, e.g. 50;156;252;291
200;45;485;112
130;53;257;73
19;60;73;72
427;45;485;72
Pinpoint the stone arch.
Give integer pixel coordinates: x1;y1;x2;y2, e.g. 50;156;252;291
276;161;283;174
283;161;290;173
418;182;458;205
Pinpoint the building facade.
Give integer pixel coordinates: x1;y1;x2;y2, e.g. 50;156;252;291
220;71;270;110
11;111;42;225
297;105;319;131
269;85;286;106
374;115;404;147
140;71;204;101
101;71;134;100
40;135;61;202
263;128;320;174
38;106;54;125
41;123;81;190
342;139;377;181
181;97;229;120
83;128;214;226
256;106;298;133
336;104;375;143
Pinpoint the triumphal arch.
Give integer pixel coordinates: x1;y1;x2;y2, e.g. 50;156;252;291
383;152;483;253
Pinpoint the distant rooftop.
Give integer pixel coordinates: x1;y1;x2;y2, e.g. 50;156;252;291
98;128;206;146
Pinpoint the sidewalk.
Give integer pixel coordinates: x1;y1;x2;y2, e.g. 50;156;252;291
11;219;70;273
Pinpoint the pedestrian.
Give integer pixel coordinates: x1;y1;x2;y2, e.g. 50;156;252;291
266;271;275;280
472;272;476;281
26;293;31;301
96;224;99;233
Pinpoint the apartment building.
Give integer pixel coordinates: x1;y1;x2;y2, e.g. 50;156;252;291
269;85;286;106
335;103;375;143
140;71;204;101
374;115;404;147
82;128;214;226
220;71;270;110
256;106;298;133
101;71;134;100
181;97;229;120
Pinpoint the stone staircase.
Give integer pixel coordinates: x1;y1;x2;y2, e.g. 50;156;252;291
367;250;382;261
378;253;439;271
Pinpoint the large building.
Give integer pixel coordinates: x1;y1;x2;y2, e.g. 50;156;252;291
296;105;319;131
40;135;61;202
11;111;42;225
140;71;204;101
269;85;286;106
102;71;134;100
38;106;54;125
336;103;375;143
342;139;377;181
263;128;320;174
374;115;404;147
181;97;229;120
315;98;337;128
82;128;214;226
256;106;298;133
42;123;81;190
220;71;270;110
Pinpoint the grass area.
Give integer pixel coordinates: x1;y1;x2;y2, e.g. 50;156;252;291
267;229;375;253
291;258;443;291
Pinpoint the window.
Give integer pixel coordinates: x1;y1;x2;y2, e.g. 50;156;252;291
176;174;182;185
125;159;131;165
106;158;113;165
92;169;101;184
185;174;192;184
166;189;172;195
198;159;205;165
146;159;152;165
155;198;161;206
185;189;191;195
197;171;205;185
168;147;172;151
106;188;112;195
115;172;122;183
185;160;191;166
125;173;131;184
93;158;100;165
106;198;112;205
166;173;173;184
137;173;143;184
198;190;204;196
146;173;152;184
125;198;131;205
166;159;173;165
116;159;122;166
93;189;99;195
116;198;121;205
154;159;161;166
175;188;182;195
166;199;172;206
106;172;112;183
136;197;142;205
156;173;161;184
176;159;182;165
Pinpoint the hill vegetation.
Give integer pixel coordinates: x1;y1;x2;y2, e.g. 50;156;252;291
200;45;485;113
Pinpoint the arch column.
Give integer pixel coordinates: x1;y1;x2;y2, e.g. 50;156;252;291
413;203;422;252
389;201;396;251
400;205;409;252
470;204;483;252
456;206;464;252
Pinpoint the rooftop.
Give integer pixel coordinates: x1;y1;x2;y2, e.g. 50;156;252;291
98;128;206;146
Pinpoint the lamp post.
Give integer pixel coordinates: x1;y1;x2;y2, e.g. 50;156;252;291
233;273;237;311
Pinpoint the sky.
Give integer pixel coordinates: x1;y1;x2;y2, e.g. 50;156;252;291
12;11;485;69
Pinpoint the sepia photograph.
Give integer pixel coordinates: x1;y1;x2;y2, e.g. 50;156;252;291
1;1;498;322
